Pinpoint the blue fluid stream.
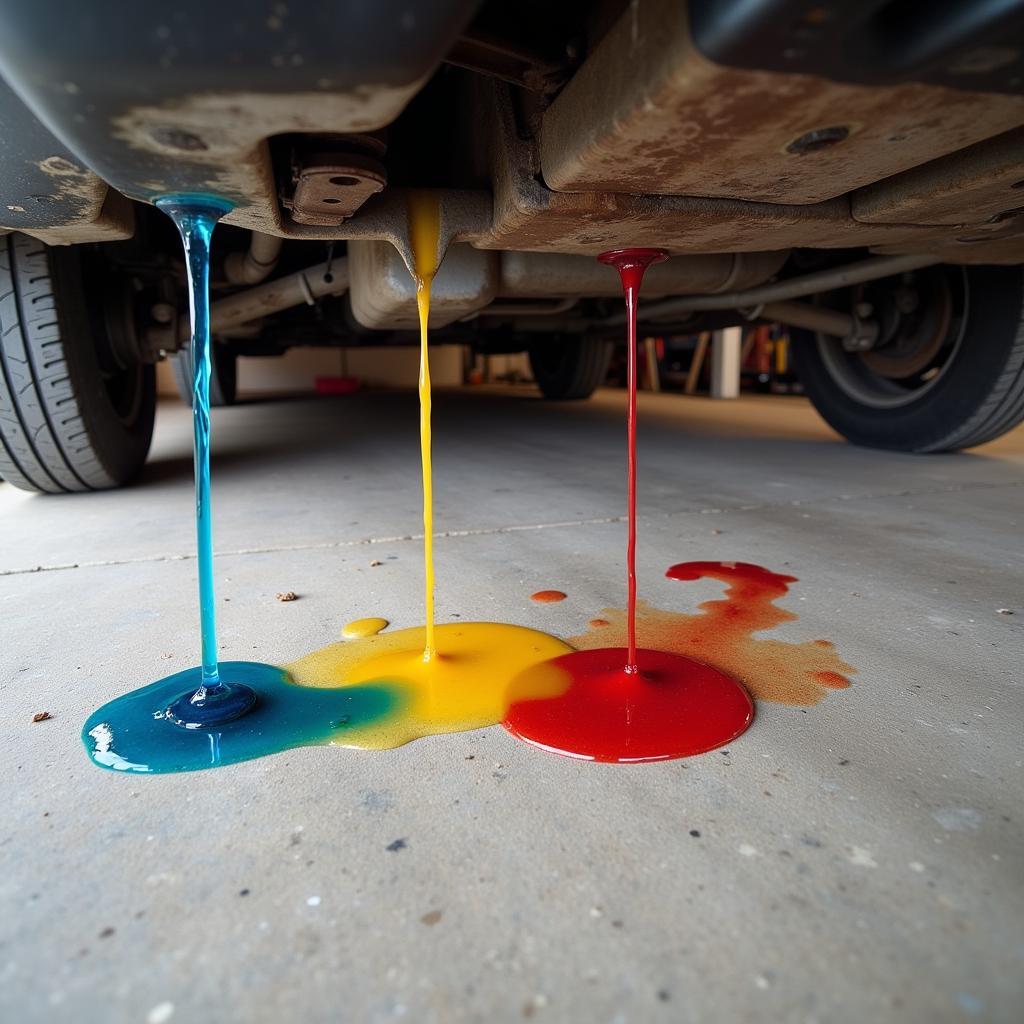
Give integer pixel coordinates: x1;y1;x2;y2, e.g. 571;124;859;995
152;195;261;727
156;195;231;692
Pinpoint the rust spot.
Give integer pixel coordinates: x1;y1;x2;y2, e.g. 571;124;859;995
149;127;209;152
39;156;83;176
786;125;850;156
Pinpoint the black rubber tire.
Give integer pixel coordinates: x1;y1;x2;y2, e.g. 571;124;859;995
169;343;238;407
792;265;1024;452
0;234;155;493
528;336;611;400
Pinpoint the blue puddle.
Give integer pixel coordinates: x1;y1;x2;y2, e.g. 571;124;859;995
82;662;403;774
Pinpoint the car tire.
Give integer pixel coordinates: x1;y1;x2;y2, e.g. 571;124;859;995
0;233;155;493
529;336;611;400
792;264;1024;452
169;343;238;408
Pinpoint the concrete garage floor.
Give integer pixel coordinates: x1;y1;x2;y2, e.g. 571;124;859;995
1;386;1022;1024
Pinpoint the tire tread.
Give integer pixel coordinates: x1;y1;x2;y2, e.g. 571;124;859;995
529;338;611;400
795;266;1024;453
0;233;155;494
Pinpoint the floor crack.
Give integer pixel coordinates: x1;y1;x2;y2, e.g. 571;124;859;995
2;478;1021;577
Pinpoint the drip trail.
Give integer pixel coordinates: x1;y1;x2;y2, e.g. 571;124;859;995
156;195;256;725
598;249;667;673
408;192;441;662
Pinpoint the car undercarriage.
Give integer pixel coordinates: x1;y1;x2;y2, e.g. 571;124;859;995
1;0;1023;492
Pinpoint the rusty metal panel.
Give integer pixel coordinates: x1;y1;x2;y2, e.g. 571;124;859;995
479;83;946;256
853;129;1024;226
539;0;1024;206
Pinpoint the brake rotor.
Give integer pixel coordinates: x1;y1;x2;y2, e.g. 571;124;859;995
859;273;952;380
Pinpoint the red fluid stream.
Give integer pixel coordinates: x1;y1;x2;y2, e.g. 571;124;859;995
600;249;667;671
503;249;755;762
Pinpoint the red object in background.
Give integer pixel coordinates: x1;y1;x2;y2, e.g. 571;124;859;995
315;376;360;396
754;325;772;376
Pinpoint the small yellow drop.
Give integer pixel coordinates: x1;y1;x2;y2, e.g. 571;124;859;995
341;617;390;640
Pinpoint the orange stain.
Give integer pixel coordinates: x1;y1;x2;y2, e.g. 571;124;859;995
570;561;855;706
531;590;568;603
589;618;610;628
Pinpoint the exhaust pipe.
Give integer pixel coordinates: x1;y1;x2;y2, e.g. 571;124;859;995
223;231;283;285
150;258;349;352
624;254;939;323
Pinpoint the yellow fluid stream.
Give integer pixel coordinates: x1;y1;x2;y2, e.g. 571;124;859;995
409;191;441;662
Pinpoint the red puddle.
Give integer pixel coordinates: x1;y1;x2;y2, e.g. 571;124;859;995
504;646;753;763
531;590;568;603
